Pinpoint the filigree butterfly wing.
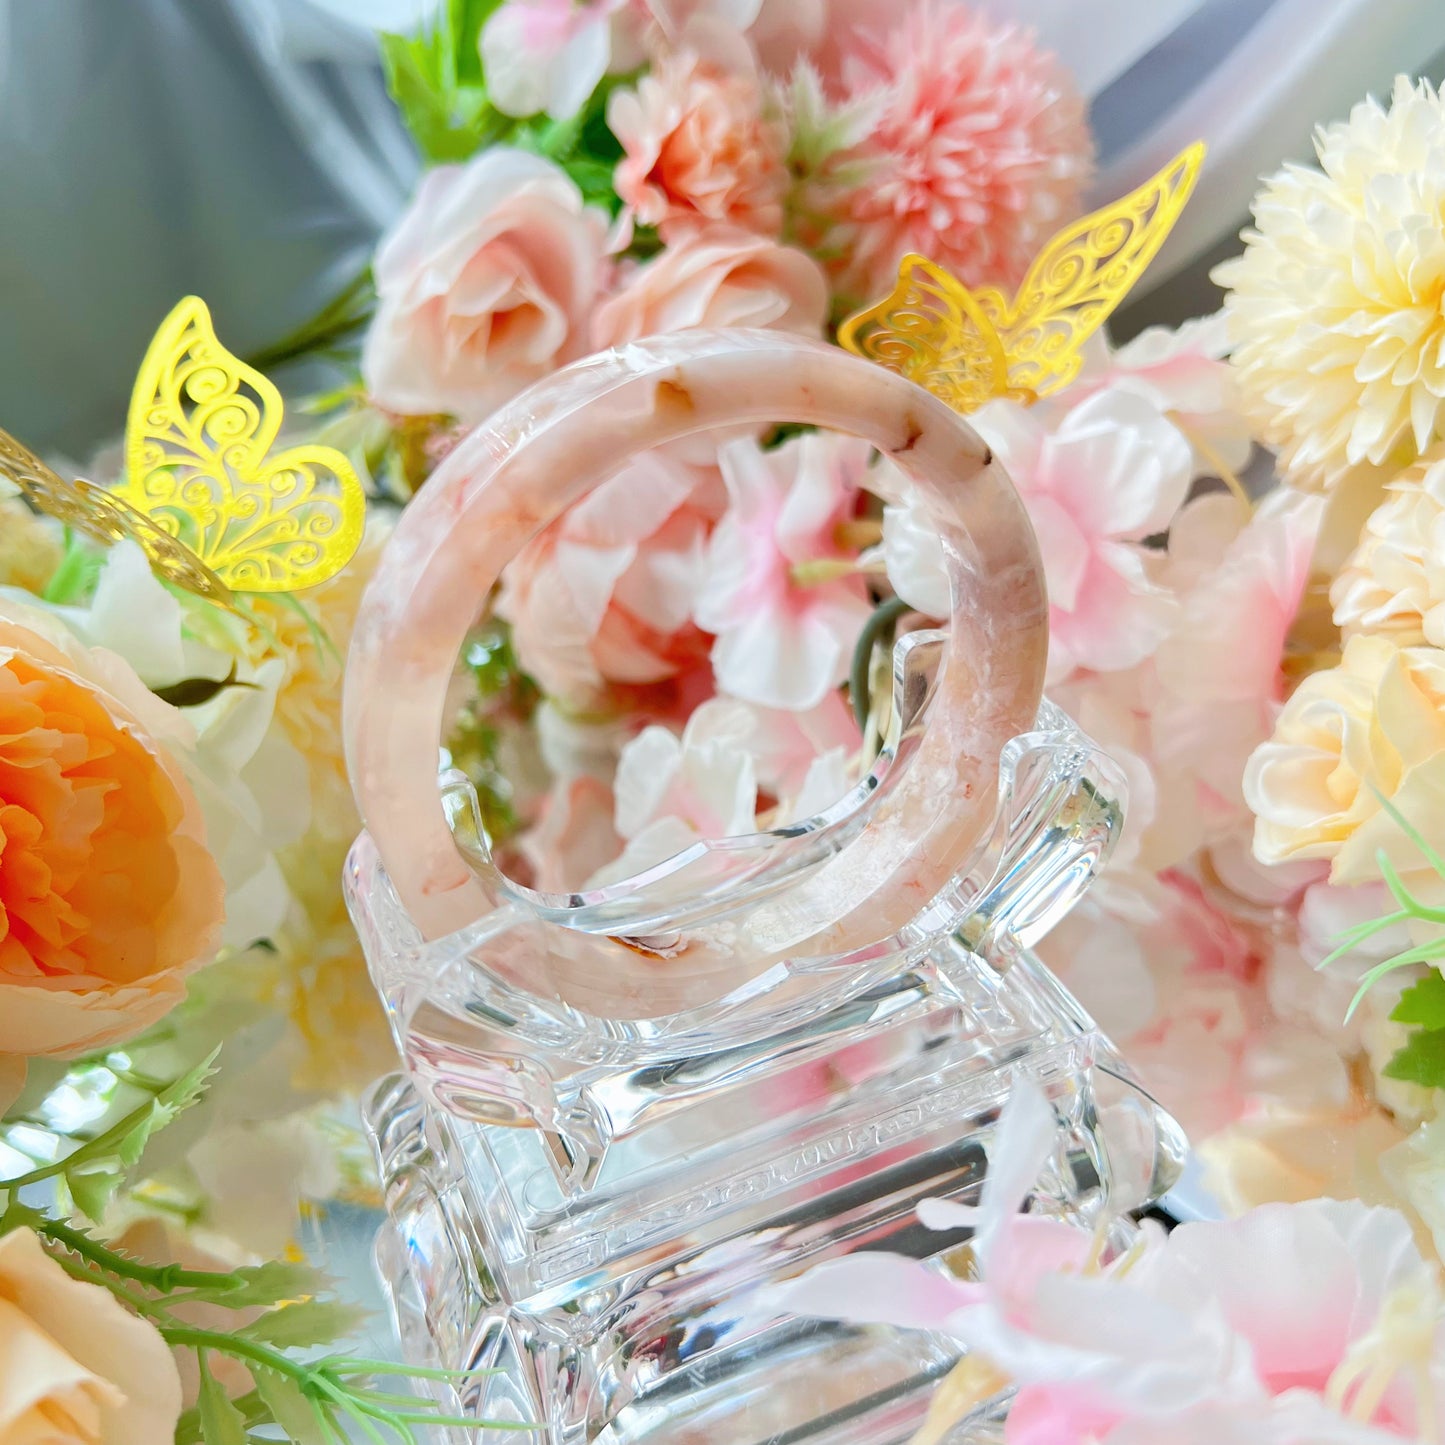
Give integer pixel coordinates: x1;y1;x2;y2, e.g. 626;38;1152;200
236;443;367;592
838;255;1011;413
986;142;1206;399
0;426;233;605
117;295;365;593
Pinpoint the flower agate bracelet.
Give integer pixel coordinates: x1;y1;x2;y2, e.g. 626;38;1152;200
344;330;1047;1015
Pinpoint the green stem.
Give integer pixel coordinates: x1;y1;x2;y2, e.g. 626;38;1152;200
161;1324;308;1377
245;267;376;375
37;1217;241;1293
49;1250;165;1317
323;1387;392;1445
849;595;912;732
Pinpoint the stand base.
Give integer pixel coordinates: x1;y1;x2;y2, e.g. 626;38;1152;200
363;948;1184;1443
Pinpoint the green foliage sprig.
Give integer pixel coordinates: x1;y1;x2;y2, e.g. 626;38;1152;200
0;1052;527;1443
380;0;511;163
1317;791;1445;1087
378;0;630;204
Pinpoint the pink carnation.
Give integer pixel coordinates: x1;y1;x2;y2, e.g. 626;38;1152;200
821;0;1093;301
609;49;789;239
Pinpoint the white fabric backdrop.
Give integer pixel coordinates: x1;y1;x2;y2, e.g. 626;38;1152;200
0;0;418;453
1;0;1443;449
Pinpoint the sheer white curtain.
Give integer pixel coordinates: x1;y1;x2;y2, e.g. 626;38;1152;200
2;0;1443;451
1075;0;1445;311
0;0;418;454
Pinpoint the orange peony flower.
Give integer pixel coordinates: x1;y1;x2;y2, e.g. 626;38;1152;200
0;609;223;1058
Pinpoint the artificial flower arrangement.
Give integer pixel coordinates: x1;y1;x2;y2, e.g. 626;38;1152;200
4;0;1445;1435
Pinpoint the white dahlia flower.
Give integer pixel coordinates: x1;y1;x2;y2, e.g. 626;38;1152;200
1216;76;1445;492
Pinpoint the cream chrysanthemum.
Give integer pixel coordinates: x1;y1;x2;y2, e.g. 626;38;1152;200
1332;450;1445;645
1216;76;1445;492
0;499;63;592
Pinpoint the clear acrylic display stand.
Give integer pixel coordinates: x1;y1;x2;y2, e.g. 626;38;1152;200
342;332;1186;1442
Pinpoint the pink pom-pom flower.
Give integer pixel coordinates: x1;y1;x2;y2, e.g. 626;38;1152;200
819;0;1094;302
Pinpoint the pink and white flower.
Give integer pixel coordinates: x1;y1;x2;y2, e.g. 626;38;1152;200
615;699;761;847
1151;490;1323;832
780;1076;1445;1444
497;449;723;707
1066;314;1255;479
978;388;1193;682
637;0;896;87
598;695;855;878
747;0;899;88
520;774;622;893
882;387;1194;684
775;1080;1254;1436
695;432;873;711
363;148;608;422
480;0;627;120
591;225;828;347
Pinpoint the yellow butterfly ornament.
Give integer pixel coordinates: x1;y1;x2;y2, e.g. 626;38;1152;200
0;296;366;605
839;143;1206;413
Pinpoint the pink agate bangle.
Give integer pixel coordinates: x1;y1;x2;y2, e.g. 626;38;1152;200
344;331;1047;984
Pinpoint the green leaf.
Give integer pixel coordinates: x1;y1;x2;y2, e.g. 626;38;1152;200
253;1369;330;1445
177;1389;270;1445
69;1051;219;1217
65;1165;122;1222
197;1357;250;1445
186;1259;331;1311
1392;972;1445;1029
451;0;505;85
112;1050;218;1165
379;0;511;164
2;1049;218;1215
41;530;105;605
242;1299;367;1350
151;663;258;709
1383;1026;1445;1088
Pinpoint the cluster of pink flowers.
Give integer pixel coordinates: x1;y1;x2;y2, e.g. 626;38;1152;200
337;0;1445;1430
779;1078;1445;1445
359;0;1418;1210
871;312;1438;1224
361;0;1096;896
359;0;1445;1386
364;0;1094;431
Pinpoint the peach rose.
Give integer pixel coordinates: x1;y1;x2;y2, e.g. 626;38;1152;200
363;148;609;423
1244;633;1445;886
497;449;723;705
0;1227;182;1443
0;607;223;1058
591;225;828;348
609;50;788;239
